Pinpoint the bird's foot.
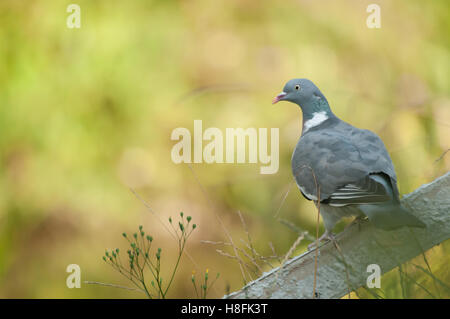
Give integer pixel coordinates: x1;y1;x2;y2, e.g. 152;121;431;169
308;230;335;250
344;215;367;232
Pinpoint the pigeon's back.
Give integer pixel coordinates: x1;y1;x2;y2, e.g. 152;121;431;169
292;117;398;202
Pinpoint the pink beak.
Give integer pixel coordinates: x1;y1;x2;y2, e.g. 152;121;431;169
272;92;287;104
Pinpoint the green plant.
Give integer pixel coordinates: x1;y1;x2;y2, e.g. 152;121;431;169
191;269;220;299
101;212;196;298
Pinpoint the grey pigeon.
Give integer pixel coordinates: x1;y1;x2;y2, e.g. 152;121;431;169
273;79;425;245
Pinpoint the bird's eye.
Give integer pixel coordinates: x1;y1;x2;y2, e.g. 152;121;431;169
295;84;300;90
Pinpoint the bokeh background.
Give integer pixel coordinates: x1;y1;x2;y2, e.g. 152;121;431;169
0;0;449;298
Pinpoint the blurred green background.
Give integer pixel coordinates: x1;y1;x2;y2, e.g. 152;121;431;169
0;0;449;298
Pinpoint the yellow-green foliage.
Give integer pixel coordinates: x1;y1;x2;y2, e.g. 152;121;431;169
0;0;448;298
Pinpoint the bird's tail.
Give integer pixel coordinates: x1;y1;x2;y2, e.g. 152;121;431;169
359;203;426;230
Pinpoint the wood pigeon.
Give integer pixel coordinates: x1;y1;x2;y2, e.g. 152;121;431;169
273;79;425;245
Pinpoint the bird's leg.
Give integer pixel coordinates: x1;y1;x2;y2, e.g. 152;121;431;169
308;229;335;250
343;215;366;232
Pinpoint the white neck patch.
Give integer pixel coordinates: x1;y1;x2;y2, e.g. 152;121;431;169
303;111;328;133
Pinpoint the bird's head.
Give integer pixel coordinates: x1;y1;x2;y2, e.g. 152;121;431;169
272;78;328;109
